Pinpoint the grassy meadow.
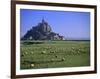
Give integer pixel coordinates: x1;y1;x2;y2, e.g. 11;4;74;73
20;40;90;69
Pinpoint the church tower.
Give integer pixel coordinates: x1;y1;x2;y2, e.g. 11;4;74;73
40;18;52;32
42;18;45;23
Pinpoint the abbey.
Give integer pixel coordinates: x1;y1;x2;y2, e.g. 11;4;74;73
21;19;64;40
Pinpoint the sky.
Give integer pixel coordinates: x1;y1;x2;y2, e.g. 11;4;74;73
20;9;90;40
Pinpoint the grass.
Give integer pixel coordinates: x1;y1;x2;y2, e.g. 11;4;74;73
20;40;90;69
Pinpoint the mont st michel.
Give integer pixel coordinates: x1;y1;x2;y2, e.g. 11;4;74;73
21;19;65;40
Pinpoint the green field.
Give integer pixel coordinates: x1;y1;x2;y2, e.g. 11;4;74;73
20;40;90;69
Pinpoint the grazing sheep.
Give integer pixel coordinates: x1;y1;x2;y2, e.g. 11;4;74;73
51;59;54;62
31;64;35;67
61;58;65;61
25;52;28;55
72;47;75;50
41;51;46;54
55;55;58;58
21;54;24;57
31;51;34;54
78;51;80;54
50;51;55;53
79;49;81;50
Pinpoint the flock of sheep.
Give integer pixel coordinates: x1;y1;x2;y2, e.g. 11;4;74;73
21;45;87;68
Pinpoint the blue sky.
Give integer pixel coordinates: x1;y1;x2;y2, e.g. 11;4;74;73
20;9;90;40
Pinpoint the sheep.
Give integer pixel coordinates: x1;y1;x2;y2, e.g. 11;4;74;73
25;52;28;55
55;55;58;58
31;51;34;54
51;59;54;62
61;58;65;61
21;54;24;57
41;51;46;54
72;47;75;50
50;51;55;53
30;64;35;67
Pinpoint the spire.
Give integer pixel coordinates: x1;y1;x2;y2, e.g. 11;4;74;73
42;18;45;23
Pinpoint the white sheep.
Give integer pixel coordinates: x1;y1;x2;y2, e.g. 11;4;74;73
41;51;46;54
31;64;35;67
